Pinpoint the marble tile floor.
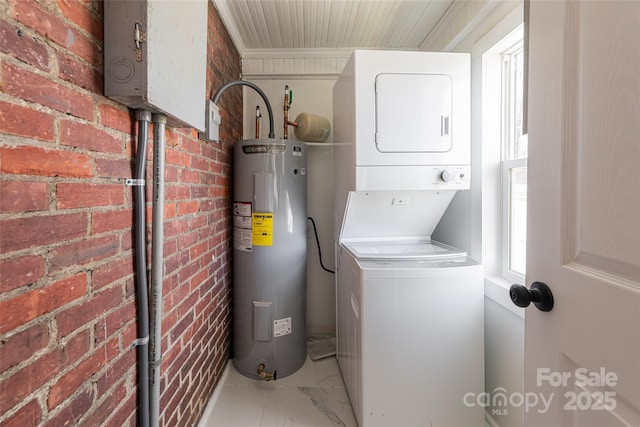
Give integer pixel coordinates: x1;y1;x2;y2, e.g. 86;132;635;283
199;355;357;427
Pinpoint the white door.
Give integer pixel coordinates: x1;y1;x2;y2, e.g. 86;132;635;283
523;1;640;426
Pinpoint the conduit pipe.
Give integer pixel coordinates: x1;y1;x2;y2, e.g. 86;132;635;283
212;80;275;138
132;109;151;427
149;113;166;427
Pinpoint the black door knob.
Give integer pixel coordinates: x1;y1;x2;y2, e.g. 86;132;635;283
510;281;554;312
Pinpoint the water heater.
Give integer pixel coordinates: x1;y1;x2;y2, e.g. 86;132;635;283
232;139;307;380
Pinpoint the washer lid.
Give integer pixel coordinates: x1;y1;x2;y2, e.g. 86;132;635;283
343;239;466;260
339;190;457;242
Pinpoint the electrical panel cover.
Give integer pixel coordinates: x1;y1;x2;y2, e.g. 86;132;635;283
104;0;207;131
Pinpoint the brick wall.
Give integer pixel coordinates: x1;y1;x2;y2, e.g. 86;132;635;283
0;1;241;425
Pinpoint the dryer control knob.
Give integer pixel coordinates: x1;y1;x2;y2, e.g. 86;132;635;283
440;169;456;183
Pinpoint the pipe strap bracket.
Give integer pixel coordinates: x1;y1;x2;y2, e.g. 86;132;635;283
131;335;149;348
149;357;163;369
126;178;146;187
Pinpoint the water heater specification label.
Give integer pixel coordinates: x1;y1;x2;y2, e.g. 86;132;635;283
252;213;273;246
233;202;252;252
273;317;292;337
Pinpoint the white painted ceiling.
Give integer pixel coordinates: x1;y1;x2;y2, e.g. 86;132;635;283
212;0;455;55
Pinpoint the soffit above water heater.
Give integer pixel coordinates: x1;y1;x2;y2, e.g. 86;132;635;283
104;0;207;132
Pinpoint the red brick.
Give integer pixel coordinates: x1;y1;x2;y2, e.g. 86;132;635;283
49;235;119;272
57;49;102;93
96;157;133;179
0;273;87;334
95;300;135;344
99;103;134;134
0;254;45;293
1;63;94;120
166;184;190;201
0;181;48;213
91;255;133;290
189;269;210;294
0;330;89;414
164;281;189;314
163;221;187;246
189;241;208;262
165;129;180;148
0;212;88;253
56;0;103;41
164;202;177;220
190;185;209;199
188;215;208;230
48;336;119;409
56;286;123;337
181;137;201;155
166;149;190;167
96;349;135;396
178;230;198;250
82;381;127;427
121;321;137;350
43;388;93;427
0;101;54;141
0;323;49;372
177;200;199;216
162;375;189;425
160;310;178;343
60;119;122;153
1;399;42;427
91;209;133;235
169;311;194;345
180;168;200;183
191;156;210;171
104;395;136;427
200;171;217;187
161;166;177;184
0;145;92;178
0;19;50;71
57;182;124;209
14;0;99;65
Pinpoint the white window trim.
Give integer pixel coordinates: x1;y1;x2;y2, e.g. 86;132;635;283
501;157;527;284
474;11;526;297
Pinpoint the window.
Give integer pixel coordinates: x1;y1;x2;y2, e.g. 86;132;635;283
500;40;527;280
481;25;527;284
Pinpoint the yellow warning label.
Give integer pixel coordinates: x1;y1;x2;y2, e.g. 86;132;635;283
252;213;273;246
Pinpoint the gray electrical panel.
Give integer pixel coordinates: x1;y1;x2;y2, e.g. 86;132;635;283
104;0;207;131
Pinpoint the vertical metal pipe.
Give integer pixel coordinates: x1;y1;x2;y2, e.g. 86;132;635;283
283;85;290;139
134;109;151;427
149;113;166;427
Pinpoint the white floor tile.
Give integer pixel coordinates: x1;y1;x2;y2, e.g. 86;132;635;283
200;355;357;427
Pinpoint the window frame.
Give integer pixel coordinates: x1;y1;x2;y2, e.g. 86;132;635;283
480;23;527;286
500;39;527;283
501;158;527;283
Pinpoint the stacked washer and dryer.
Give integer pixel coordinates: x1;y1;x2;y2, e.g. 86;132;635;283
333;50;484;426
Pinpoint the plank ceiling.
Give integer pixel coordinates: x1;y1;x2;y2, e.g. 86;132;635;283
212;0;455;54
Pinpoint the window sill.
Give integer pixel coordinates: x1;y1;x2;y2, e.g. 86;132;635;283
484;276;525;319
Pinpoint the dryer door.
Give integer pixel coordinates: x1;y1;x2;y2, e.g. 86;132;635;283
375;73;452;153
